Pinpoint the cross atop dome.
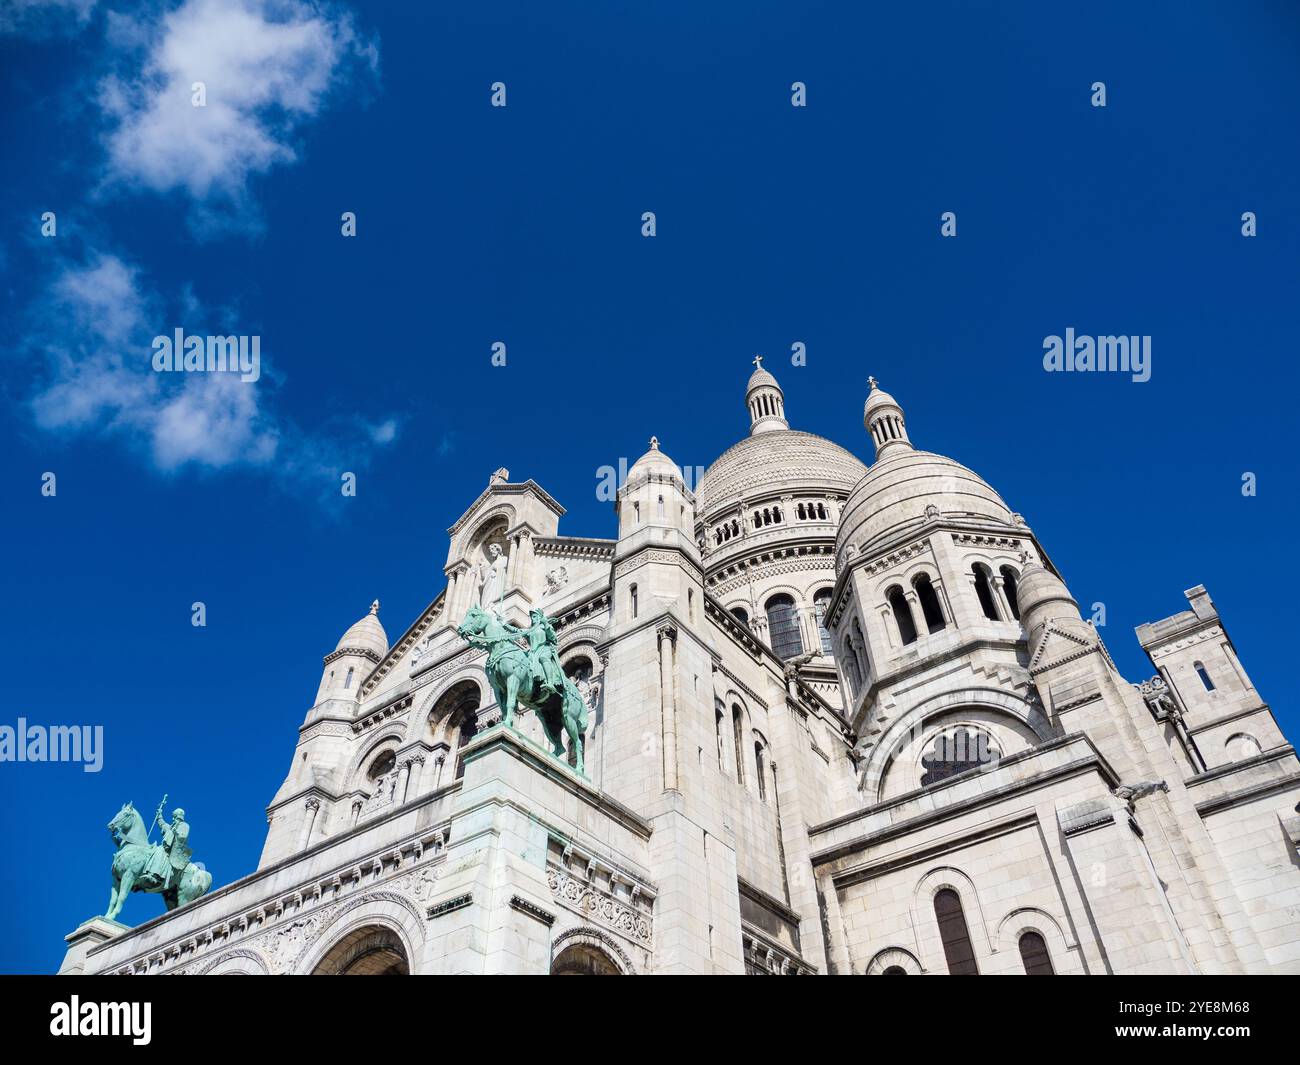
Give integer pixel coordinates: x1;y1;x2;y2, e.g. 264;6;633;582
868;375;878;390
752;354;764;369
369;599;380;615
649;435;659;451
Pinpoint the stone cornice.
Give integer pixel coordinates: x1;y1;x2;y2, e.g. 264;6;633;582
535;536;616;560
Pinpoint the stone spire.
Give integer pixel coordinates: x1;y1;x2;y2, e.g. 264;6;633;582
863;376;913;459
746;355;789;435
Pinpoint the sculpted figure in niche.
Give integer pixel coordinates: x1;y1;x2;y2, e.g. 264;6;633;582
477;541;508;615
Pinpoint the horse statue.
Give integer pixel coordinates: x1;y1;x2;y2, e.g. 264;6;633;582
457;605;589;774
105;801;213;920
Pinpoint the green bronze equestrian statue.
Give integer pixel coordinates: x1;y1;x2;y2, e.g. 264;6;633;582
104;800;213;920
457;605;589;774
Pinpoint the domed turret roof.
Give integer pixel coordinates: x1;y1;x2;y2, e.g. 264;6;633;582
837;449;1016;557
335;600;388;659
626;436;682;483
746;363;780;393
696;430;866;516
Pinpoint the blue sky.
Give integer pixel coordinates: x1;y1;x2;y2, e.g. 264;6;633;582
2;0;1299;973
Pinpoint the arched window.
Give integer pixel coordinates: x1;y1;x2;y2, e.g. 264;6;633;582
765;594;803;660
754;741;767;800
852;617;870;683
564;656;593;684
367;749;396;782
714;701;726;771
630;584;638;619
344;667;355;689
817;503;827;519
657;495;665;519
633;501;640;523
920;727;1000;786
328;669;335;687
730;605;749;626
972;564;1000;620
914;574;946;633
454;708;479;781
1018;931;1054;975
1195;661;1215;691
881;966;908;975
813;589;834;653
933;888;979;975
1000;566;1020;620
797;503;806;520
731;706;746;785
688;588;695;623
887;586;917;645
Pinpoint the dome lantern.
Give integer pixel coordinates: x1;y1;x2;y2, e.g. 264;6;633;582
864;376;912;459
746;355;789;435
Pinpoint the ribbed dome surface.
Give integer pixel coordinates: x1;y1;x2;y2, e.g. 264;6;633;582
837;449;1015;557
335;607;388;658
696;430;867;516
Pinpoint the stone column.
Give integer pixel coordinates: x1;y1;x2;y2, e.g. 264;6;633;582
397;757;413;804
298;798;321;850
350;800;362;827
991;574;1014;622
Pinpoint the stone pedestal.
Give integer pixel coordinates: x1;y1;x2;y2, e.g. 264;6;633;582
59;916;129;975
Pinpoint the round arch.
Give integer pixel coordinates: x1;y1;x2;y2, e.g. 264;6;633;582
199;948;272;976
550;927;635;975
859;687;1052;802
296;894;424;976
864;946;922;975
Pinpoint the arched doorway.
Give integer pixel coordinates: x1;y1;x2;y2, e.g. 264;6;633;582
311;925;410;975
551;942;622;975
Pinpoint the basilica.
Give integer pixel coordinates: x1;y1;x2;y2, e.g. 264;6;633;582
60;363;1300;975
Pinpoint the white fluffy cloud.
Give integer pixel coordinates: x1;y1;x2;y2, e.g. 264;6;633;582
25;249;395;482
99;0;377;228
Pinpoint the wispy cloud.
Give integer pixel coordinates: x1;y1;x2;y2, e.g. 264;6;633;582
0;0;97;37
21;248;397;484
97;0;378;234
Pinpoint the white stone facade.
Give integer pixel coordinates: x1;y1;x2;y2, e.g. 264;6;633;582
61;368;1300;975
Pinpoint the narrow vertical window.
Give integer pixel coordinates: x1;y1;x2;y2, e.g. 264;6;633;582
1000;566;1020;620
344;667;354;689
813;589;834;653
887;587;918;645
1195;662;1215;690
754;742;767;800
717;702;728;769
973;564;1000;620
933;888;979;975
630;584;638;618
1018;931;1054;974
732;707;746;785
657;495;665;519
914;574;946;633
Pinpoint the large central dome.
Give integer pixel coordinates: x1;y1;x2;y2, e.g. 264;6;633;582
696;430;866;516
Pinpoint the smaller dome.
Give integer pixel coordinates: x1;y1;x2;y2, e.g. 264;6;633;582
747;363;779;394
864;379;902;419
838;450;1015;558
335;600;388;658
1015;562;1082;642
626;436;682;482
